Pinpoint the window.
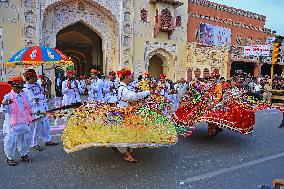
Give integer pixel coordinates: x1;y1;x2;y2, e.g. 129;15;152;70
161;8;172;30
236;35;243;45
176;16;181;27
140;8;148;22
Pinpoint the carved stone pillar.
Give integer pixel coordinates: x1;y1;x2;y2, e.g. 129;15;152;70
121;0;134;70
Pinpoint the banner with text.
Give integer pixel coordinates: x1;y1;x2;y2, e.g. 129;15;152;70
243;45;271;57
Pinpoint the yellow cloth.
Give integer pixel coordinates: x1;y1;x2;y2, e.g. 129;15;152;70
61;106;177;153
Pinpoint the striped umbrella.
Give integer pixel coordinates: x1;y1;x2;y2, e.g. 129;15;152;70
6;46;73;67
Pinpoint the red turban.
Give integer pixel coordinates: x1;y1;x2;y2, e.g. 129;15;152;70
143;72;150;76
160;74;166;79
38;75;44;79
117;68;132;78
67;70;76;75
24;70;37;78
91;69;100;74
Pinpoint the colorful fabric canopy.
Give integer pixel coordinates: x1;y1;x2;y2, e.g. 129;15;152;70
6;46;73;67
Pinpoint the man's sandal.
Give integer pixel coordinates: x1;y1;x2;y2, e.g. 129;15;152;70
124;157;139;163
7;159;17;166
20;155;32;163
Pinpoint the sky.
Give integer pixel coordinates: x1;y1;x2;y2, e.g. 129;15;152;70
209;0;284;35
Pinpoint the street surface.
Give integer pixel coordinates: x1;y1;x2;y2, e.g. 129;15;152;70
0;100;283;189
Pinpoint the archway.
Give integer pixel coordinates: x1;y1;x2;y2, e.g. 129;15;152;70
42;0;119;74
148;55;163;78
145;45;176;80
56;22;103;76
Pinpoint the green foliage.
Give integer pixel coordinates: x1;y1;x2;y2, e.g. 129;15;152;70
66;64;75;71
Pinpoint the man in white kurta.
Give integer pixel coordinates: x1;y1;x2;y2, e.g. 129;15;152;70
175;78;188;101
88;69;104;102
103;71;119;105
23;69;58;151
62;70;83;106
116;69;150;163
157;74;171;98
2;76;33;166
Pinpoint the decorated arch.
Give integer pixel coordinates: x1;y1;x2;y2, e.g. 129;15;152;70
42;0;120;73
144;42;177;80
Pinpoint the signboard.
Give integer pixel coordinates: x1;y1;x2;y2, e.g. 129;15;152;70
243;45;271;57
200;23;231;46
200;23;214;46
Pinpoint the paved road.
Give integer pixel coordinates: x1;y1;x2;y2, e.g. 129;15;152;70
0;107;283;189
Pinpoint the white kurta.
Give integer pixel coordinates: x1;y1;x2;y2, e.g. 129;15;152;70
88;78;104;102
168;93;179;112
117;82;150;108
176;82;188;99
2;92;32;160
157;81;171;98
128;80;138;92
80;80;87;94
62;79;82;106
24;82;51;146
103;79;119;103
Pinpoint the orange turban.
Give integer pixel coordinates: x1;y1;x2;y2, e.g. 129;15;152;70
8;76;24;85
